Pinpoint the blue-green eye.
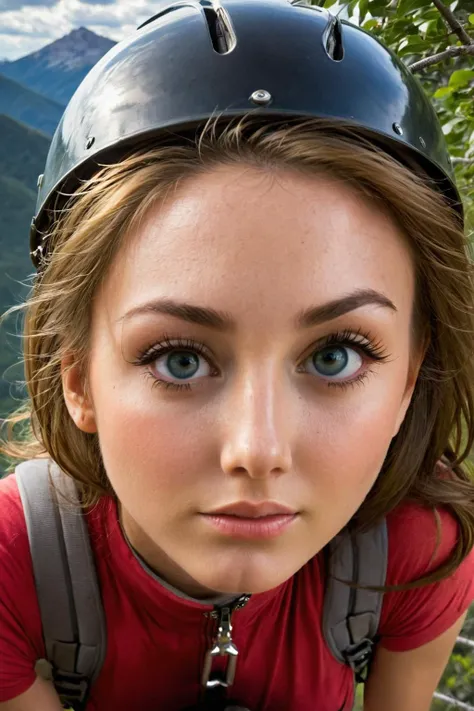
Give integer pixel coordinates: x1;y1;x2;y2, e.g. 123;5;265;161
154;350;211;382
306;345;362;380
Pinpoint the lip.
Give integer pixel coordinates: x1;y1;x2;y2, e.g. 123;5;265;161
205;501;297;518
200;501;299;540
200;512;297;539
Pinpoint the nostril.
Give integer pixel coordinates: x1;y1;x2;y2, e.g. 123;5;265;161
323;16;344;62
203;6;236;54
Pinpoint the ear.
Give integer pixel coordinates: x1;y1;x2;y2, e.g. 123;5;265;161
61;354;97;434
392;335;428;437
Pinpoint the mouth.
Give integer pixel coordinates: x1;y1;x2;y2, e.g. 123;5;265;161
200;501;299;539
205;501;298;518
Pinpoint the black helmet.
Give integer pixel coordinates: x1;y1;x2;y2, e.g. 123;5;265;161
30;0;461;267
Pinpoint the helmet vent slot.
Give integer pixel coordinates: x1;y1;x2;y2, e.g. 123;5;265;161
323;17;344;62
203;6;236;54
291;0;324;9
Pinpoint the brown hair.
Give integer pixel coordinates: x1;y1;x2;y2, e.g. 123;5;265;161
2;116;474;592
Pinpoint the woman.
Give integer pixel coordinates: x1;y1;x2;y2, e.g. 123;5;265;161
0;2;473;710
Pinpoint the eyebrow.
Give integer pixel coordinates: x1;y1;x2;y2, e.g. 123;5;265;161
118;288;397;331
296;288;397;328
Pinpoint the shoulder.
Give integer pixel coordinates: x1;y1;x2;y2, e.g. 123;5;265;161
0;472;44;701
384;499;462;583
0;471;30;561
378;499;474;651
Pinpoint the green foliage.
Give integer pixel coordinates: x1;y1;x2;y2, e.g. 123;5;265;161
435;606;474;707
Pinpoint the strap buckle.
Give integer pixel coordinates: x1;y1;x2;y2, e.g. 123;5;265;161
54;669;90;711
343;637;374;683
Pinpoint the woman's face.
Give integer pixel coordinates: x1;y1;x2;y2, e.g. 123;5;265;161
66;164;419;597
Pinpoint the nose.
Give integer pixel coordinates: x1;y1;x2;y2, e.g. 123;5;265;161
220;367;293;480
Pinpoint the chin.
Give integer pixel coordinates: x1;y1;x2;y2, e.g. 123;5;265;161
195;565;293;597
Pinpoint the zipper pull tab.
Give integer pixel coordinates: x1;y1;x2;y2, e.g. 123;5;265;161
202;604;241;689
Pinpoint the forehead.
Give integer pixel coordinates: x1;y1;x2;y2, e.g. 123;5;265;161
100;164;414;326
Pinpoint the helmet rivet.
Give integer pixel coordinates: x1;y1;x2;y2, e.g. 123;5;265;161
419;136;426;148
250;89;272;106
86;136;95;149
37;173;44;189
392;122;403;136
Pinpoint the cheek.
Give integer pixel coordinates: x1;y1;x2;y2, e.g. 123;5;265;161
292;397;398;549
304;378;407;497
88;357;210;504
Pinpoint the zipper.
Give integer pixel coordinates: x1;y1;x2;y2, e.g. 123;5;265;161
201;594;251;691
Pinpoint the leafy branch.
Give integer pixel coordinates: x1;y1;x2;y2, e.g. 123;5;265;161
409;44;474;72
409;0;474;72
410;0;473;72
431;0;472;45
452;157;474;165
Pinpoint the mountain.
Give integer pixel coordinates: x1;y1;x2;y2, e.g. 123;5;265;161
0;27;116;106
0;115;51;416
0;114;50;306
0;114;50;192
0;74;64;136
0;114;51;312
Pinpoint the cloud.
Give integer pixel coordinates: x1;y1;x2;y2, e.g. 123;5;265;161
0;0;163;59
1;25;44;35
0;32;49;60
0;0;58;10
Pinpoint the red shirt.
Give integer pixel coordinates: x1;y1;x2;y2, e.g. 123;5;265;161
0;472;473;711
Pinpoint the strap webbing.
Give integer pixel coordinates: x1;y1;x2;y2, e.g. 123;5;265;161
16;459;106;708
323;520;388;682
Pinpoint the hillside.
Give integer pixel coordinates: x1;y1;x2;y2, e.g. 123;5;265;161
0;74;64;136
0;116;51;416
0;115;50;309
0;174;35;417
0;114;51;191
0;27;115;105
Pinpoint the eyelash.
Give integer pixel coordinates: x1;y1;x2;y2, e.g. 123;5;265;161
312;328;389;390
134;336;216;393
133;329;390;393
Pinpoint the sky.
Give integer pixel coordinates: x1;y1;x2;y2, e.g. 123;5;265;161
0;0;164;60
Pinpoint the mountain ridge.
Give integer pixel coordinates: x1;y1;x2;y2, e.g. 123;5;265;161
0;27;116;106
0;74;64;135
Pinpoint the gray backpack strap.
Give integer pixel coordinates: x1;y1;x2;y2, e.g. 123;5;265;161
16;459;106;710
323;519;388;683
